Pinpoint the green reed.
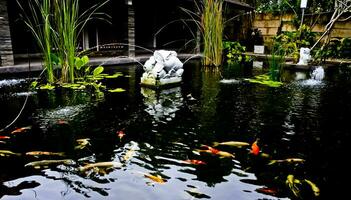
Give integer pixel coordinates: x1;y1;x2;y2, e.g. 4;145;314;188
17;0;55;83
202;0;223;67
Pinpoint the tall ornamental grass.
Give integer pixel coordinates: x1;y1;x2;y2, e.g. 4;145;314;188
17;0;55;83
202;0;223;67
54;0;79;83
18;0;109;84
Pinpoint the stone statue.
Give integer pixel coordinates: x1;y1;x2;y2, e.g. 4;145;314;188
297;47;312;65
141;50;184;86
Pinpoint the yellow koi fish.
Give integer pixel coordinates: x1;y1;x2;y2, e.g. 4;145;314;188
286;174;302;198
144;173;165;184
75;138;91;150
0;150;21;157
25;159;75;169
195;149;235;158
268;158;305;165
78;161;122;172
213;141;250;148
26;151;65;157
304;179;320;197
123;149;135;162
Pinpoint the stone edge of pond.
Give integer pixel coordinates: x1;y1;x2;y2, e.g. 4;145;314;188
0;54;203;74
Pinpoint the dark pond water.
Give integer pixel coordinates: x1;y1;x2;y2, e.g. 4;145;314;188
0;61;350;200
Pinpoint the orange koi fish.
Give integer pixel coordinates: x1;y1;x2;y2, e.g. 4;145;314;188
251;140;260;155
117;130;125;140
184;159;207;165
0;136;10;140
144;173;165;184
256;187;278;196
11;126;32;134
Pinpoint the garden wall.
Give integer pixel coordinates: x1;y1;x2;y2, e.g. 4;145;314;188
0;0;14;66
253;13;351;49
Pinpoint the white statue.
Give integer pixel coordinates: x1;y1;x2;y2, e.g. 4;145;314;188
141;50;184;86
297;47;312;65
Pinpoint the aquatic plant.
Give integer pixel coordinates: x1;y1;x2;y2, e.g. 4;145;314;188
202;0;224;67
17;0;55;84
246;74;283;87
223;41;251;63
18;0;109;84
273;25;317;61
53;0;109;83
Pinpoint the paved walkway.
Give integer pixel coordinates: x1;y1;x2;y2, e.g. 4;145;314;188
0;54;202;74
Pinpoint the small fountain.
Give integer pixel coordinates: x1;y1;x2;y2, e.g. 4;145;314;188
299;66;325;86
140;50;184;88
311;66;325;81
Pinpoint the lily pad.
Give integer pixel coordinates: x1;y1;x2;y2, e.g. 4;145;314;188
246;74;283;87
108;88;126;93
39;84;55;90
105;73;123;79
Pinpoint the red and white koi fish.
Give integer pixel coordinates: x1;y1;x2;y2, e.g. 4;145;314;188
184;159;207;165
197;145;235;158
0;136;10;140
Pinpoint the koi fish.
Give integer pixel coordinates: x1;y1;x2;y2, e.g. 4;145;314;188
216;151;235;158
185;188;211;199
255;187;278;196
268;158;305;165
184;159;207;165
144;173;165;184
123;149;135;162
75;138;91;150
11;126;32;134
213;141;250;148
195;148;235;158
0;150;21;157
201;145;220;154
26;151;65;157
24;159;75;169
0;136;10;140
304;179;320;197
78;161;122;172
117;130;125;140
250;140;260;155
57;120;69;125
286;174;302;198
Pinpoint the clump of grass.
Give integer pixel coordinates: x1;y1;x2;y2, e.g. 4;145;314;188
18;0;109;84
202;0;224;67
53;0;109;83
180;0;224;67
53;0;79;83
17;0;55;83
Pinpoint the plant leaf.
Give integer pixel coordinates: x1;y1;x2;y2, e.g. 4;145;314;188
93;66;104;77
108;88;126;93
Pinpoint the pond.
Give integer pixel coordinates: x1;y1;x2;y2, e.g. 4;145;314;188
0;61;350;199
